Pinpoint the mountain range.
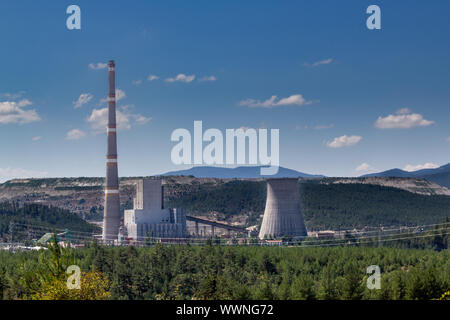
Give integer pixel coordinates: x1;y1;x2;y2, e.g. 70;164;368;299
161;163;450;189
362;163;450;188
161;166;324;179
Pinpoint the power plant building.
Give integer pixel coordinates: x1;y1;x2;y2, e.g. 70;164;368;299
258;178;307;239
125;178;187;240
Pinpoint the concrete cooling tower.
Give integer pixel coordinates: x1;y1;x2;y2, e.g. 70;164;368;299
258;178;307;239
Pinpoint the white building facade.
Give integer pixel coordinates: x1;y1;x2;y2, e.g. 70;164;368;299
125;178;186;240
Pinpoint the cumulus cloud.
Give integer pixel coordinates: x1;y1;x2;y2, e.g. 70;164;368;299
73;93;93;109
66;129;86;140
148;75;159;81
404;162;439;172
32;136;42;141
132;80;143;86
326;135;362;148
198;76;217;82
396;107;411;115
165;74;195;83
0;99;41;124
239;94;313;108
88;62;107;70
87;106;150;132
87;108;130;132
374;109;434;129
0;167;49;183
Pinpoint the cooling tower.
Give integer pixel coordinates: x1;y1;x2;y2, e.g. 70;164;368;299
102;60;121;242
258;178;307;239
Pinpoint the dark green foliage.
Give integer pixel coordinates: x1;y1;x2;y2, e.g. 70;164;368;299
0;202;99;241
2;245;448;300
301;183;450;230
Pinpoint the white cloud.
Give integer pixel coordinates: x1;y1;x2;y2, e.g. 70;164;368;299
404;162;439;172
32;136;42;141
134;114;152;125
356;163;370;171
239;94;313;108
311;58;333;67
396;107;411;115
147;75;159;81
355;162;377;173
198;76;217;82
87;106;150;132
66;129;86;140
326;135;362;148
295;124;334;130
0;167;49;183
0;99;41;124
132;80;143;86
1;91;26;100
314;124;334;130
374;110;434;129
100;88;126;104
116;89;126;101
88;62;107;70
87;108;130;132
73;93;93;109
165;74;195;83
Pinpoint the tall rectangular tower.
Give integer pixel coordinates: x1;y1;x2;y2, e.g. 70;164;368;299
102;60;120;242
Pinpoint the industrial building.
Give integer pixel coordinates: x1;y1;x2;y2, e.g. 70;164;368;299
124;178;187;240
258;178;307;239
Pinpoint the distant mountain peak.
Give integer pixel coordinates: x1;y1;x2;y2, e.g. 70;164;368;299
161;166;324;179
361;163;450;188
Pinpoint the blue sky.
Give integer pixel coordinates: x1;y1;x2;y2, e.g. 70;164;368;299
0;0;449;181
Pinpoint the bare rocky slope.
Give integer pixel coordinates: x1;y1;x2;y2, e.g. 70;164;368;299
322;177;450;196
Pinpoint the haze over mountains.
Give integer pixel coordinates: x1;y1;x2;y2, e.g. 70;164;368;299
161;164;450;189
362;163;450;188
161;166;324;179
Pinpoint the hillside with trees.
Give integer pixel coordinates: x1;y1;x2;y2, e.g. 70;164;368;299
0;241;449;300
166;180;450;229
0;202;100;241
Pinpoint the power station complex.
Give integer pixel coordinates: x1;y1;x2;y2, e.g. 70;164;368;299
124;178;187;239
101;61;307;243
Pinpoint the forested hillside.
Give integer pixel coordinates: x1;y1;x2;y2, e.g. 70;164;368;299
0;243;448;300
0;202;100;241
166;180;450;229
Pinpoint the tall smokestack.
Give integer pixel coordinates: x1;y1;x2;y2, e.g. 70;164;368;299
102;60;120;242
